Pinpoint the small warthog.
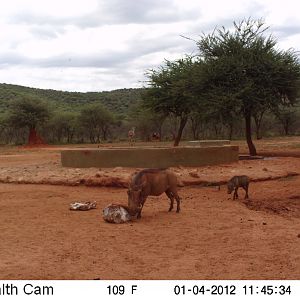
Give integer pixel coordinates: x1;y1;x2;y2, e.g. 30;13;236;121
127;168;181;218
227;175;250;200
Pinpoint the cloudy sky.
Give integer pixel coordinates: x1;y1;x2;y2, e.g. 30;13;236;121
0;0;300;92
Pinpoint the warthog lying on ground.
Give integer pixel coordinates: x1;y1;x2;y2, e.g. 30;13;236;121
127;168;181;218
227;175;250;200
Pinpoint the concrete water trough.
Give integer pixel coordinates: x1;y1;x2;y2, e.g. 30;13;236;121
61;145;239;168
187;140;231;147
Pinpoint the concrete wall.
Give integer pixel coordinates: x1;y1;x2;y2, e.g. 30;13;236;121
187;140;230;147
61;145;239;168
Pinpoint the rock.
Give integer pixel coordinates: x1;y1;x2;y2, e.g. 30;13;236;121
95;171;104;178
174;171;182;177
189;171;199;178
113;167;123;172
103;204;131;224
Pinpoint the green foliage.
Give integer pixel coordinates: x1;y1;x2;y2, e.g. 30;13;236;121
144;56;203;145
196;18;300;154
127;102;166;140
0;83;143;115
273;104;299;135
198;19;299;112
7;96;50;130
78;103;115;142
144;56;199;116
45;111;78;143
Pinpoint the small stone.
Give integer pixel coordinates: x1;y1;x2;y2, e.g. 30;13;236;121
113;167;123;172
262;222;267;225
189;171;199;178
95;171;103;178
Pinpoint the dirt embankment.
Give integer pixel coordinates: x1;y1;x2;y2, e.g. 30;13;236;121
0;150;299;188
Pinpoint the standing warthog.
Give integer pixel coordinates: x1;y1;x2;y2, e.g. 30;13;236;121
127;168;181;218
227;175;250;200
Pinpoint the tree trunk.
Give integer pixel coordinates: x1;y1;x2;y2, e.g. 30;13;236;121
158;124;163;141
190;117;198;140
89;133;95;143
102;126;109;140
253;113;264;140
173;116;188;147
227;123;233;140
255;128;262;140
283;120;289;135
245;112;257;156
191;122;200;140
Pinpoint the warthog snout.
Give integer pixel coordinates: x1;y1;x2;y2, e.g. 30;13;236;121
127;187;143;213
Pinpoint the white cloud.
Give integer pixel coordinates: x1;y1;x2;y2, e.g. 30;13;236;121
0;0;299;91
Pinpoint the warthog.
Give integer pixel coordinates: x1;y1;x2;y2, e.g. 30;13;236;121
227;175;250;200
127;168;181;218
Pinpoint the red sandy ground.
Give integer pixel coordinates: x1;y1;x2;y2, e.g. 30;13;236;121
0;138;300;279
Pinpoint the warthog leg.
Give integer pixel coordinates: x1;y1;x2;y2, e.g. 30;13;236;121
137;197;147;219
165;190;175;212
233;188;239;200
166;190;181;213
175;194;181;213
243;185;249;199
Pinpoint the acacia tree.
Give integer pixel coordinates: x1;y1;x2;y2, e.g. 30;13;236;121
253;105;268;140
127;103;167;141
144;56;202;146
197;19;300;155
79;103;115;143
273;105;298;135
7;96;50;145
46;111;78;143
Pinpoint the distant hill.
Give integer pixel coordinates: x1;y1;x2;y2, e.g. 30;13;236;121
0;83;145;116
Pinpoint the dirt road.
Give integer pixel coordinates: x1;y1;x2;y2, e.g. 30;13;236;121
0;177;299;279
